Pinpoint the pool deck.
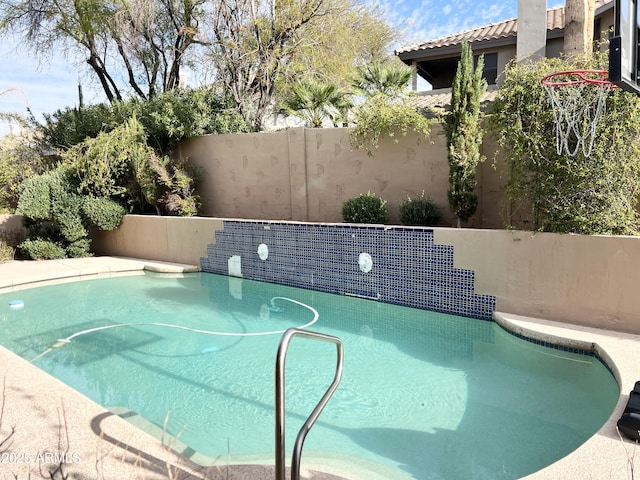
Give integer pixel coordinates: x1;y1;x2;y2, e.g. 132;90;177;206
0;257;639;479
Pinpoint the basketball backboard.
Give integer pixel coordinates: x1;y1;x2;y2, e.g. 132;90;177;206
609;0;640;94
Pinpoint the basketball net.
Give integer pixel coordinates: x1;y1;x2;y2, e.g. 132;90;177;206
541;70;617;157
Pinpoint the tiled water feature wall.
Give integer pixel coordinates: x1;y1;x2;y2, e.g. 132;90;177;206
200;221;496;320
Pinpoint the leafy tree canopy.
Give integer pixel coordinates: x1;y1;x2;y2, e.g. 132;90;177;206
39;86;249;154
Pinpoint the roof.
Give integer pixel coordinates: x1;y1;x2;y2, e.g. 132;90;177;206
396;0;613;58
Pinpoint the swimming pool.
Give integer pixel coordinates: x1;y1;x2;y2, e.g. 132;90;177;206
0;272;619;479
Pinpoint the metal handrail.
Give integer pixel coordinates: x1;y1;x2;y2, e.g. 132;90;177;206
275;328;344;480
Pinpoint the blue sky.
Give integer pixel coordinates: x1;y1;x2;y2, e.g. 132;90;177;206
0;0;564;136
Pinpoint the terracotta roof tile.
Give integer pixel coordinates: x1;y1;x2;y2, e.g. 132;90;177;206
396;0;612;56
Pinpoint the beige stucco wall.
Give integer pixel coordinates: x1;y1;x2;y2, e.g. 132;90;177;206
88;215;640;335
434;228;640;333
90;215;222;266
177;126;512;229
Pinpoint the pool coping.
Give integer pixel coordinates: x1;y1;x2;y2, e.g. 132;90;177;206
1;257;639;479
495;312;640;480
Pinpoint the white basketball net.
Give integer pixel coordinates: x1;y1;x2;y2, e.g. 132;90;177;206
542;70;615;157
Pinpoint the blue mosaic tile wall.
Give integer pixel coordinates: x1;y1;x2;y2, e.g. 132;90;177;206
200;221;496;320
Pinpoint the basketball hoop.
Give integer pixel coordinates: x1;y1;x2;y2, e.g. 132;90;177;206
541;69;618;157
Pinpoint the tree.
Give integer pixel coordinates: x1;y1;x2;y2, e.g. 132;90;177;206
278;1;397;94
564;0;595;58
443;41;486;227
352;62;412;100
205;0;396;131
279;81;351;127
0;0;207;102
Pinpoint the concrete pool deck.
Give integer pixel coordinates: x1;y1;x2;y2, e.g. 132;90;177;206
0;256;639;479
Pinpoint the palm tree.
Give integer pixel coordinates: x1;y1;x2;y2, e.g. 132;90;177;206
352;62;412;99
279;81;352;128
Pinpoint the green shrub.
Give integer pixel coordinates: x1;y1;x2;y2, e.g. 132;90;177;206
350;94;435;156
16;167;125;259
82;197;126;230
66;238;92;258
19;238;66;260
15;173;53;220
399;194;442;226
0;137;46;211
490;52;640;234
342;192;389;224
41;87;250;153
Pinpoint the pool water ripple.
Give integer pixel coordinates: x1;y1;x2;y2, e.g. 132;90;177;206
0;272;619;480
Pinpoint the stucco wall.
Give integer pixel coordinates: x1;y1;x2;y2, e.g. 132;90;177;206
90;215;223;266
90;215;640;335
176;126;513;229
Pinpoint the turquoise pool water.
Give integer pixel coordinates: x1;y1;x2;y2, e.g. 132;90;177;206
0;272;619;479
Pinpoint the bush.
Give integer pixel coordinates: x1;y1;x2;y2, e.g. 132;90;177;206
399;194;442;226
342;192;389;224
40;87;250;154
19;238;66;260
82;197;126;230
62;118;201;216
350;94;435;156
490;51;640;234
66;238;92;258
0;136;46;211
16;167;125;259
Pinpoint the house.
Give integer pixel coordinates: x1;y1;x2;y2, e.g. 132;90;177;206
395;0;614;108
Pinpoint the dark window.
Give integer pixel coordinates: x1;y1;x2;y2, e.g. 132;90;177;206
475;53;498;85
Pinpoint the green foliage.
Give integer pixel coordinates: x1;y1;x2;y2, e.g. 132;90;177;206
62;117;150;201
40;87;250;153
352;62;412;100
109;88;250;153
350;94;435;155
399;193;443;226
279;81;352;127
16;167;125;259
82;196;126;230
40;102;114;150
349;60;435;155
18;238;67;260
444;41;487;225
61;117;201;216
0;136;46;211
490;52;640;234
341;192;389;224
66;238;92;258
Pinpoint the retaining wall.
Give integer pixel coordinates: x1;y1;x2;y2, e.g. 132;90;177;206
90;215;640;334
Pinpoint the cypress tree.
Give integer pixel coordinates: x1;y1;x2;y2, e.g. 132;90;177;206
444;41;487;227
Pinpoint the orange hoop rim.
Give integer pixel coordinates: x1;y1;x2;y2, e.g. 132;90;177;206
540;69;618;88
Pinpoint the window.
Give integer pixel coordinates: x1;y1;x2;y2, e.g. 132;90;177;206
475;52;498;85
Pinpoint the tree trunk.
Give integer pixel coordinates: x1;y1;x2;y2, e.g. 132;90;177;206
564;0;595;59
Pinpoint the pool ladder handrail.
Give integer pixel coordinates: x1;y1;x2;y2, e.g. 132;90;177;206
275;328;344;480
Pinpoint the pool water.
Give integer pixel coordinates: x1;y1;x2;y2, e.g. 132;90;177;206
0;273;619;480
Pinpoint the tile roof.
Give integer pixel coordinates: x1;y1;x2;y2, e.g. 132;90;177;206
396;0;612;56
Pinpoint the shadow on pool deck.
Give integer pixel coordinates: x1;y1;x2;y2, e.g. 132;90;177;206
2;257;640;479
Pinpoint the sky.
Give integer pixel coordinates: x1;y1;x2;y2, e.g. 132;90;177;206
0;0;565;136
